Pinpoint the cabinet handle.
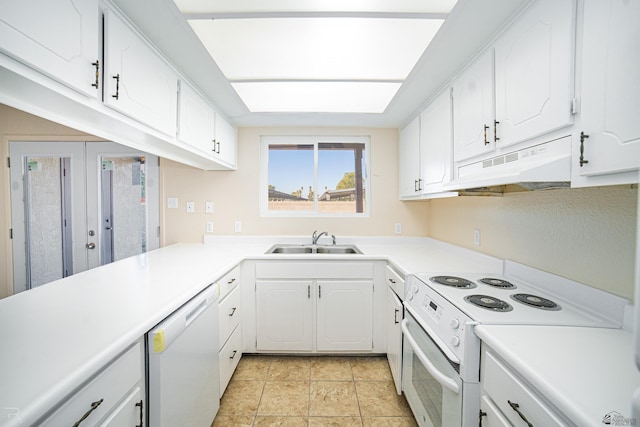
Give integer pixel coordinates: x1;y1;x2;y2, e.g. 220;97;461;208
507;400;533;427
72;398;103;427
388;278;396;284
91;60;99;89
135;400;144;427
479;409;487;426
318;285;322;299
112;74;120;100
230;350;238;359
394;308;400;324
228;307;237;317
227;277;236;284
414;179;418;192
417;178;423;191
494;120;500;142
483;124;490;145
579;131;590;167
308;285;310;299
216;141;221;154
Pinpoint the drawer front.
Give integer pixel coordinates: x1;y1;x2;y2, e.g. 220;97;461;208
219;326;242;394
255;262;374;279
483;351;566;427
219;285;242;348
385;265;405;299
42;341;143;426
218;265;240;300
97;386;143;427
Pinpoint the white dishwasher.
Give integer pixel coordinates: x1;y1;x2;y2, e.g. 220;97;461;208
147;284;220;427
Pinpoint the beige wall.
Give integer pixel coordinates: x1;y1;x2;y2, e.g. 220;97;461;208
428;186;638;300
0;104;99;299
161;127;431;245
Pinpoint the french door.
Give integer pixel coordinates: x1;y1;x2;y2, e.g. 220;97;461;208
9;141;159;293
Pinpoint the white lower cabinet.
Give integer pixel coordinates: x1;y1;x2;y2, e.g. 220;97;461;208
480;347;567;426
218;268;242;394
254;262;376;353
41;340;145;426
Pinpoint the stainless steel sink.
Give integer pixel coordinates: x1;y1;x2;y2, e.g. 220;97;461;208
266;244;361;254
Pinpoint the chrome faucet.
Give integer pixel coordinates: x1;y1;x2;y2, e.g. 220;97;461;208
311;230;328;245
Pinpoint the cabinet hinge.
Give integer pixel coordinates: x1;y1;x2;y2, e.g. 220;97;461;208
571;98;579;115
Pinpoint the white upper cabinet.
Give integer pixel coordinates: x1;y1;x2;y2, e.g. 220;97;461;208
494;0;574;148
574;0;640;182
0;0;100;98
420;89;454;193
213;112;238;168
178;80;215;154
398;116;421;198
453;49;495;162
104;9;178;137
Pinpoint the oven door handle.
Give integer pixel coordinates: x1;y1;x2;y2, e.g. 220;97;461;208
401;319;460;394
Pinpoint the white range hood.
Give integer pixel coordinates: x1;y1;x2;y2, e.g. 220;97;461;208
445;135;572;191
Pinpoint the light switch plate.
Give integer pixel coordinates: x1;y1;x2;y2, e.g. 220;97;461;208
206;221;214;233
186;201;195;213
205;201;214;214
234;221;242;233
167;197;178;209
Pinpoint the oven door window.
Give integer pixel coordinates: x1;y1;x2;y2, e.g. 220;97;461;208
402;312;463;427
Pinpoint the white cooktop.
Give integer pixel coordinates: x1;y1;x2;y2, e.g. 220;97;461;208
412;271;619;327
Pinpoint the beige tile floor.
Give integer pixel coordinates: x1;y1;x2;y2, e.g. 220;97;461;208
212;355;418;427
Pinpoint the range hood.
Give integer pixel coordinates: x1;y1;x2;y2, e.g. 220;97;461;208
444;135;572;192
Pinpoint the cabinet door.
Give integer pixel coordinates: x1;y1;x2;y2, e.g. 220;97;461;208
452;49;495;162
480;395;511;427
387;287;403;395
97;387;143;427
256;280;313;351
213;112;238;167
316;281;373;351
0;0;99;97
178;81;215;154
104;10;178;136
399;116;421;198
494;0;574;148
420;89;454;192
576;0;640;177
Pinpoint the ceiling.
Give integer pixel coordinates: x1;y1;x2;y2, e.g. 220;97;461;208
111;0;531;128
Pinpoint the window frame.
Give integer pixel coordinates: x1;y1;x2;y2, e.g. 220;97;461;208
259;135;371;217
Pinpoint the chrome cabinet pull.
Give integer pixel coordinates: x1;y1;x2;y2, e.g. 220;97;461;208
72;398;103;427
388;278;396;284
230;350;238;359
479;409;487;426
91;60;100;89
494;120;500;142
228;307;237;317
318;284;322;299
308;285;310;299
579;131;589;167
135;400;144;427
484;124;490;145
227;277;236;284
112;74;120;100
508;400;533;427
394;308;400;324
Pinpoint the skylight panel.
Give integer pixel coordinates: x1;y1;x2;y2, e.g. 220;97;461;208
231;81;402;113
188;18;443;81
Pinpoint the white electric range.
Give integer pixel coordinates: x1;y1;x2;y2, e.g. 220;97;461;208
401;262;627;427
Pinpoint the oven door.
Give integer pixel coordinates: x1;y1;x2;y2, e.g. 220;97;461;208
401;310;463;427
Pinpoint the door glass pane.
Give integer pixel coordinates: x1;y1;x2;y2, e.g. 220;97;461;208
102;157;147;263
25;157;69;287
267;144;314;211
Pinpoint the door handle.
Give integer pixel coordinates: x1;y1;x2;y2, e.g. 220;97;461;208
86;242;96;250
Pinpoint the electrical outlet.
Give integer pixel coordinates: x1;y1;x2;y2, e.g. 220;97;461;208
186;201;195;213
206;221;214;233
394;223;402;234
167;197;178;209
205;201;214;214
234;221;242;233
474;229;481;246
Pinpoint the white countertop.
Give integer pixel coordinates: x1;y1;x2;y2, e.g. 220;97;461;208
0;237;502;426
475;324;640;427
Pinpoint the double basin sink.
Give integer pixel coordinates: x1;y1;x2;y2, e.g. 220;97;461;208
266;244;361;254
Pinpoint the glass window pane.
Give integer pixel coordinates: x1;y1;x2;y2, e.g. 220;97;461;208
268;144;315;211
317;143;366;214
